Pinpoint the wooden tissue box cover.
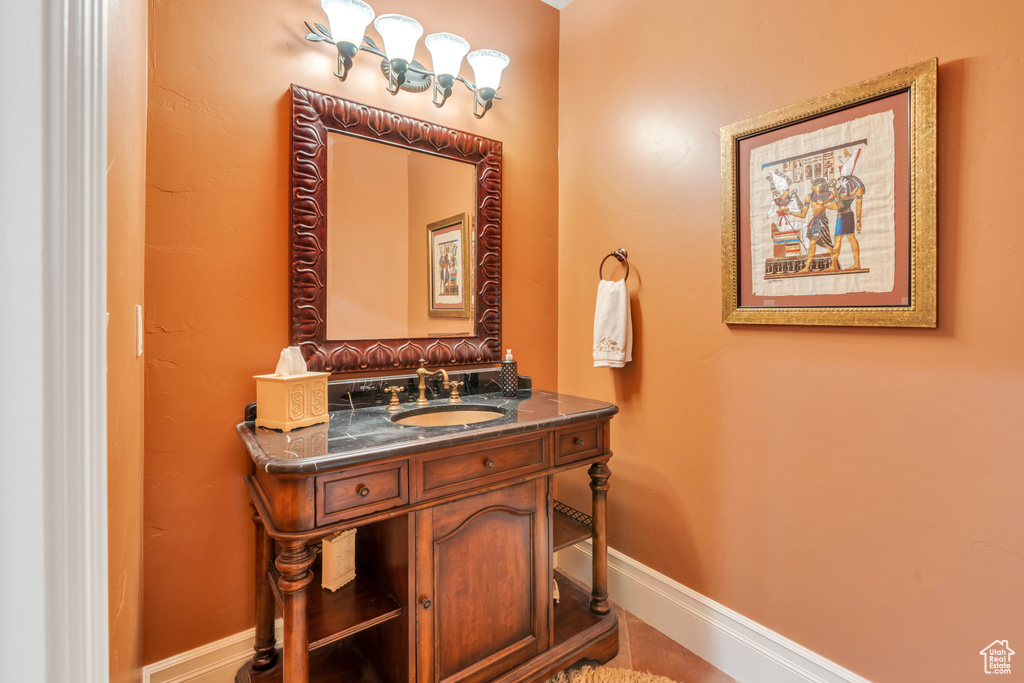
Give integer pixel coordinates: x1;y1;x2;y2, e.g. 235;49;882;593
253;371;331;431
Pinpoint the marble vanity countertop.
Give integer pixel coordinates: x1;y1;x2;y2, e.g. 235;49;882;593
238;390;618;474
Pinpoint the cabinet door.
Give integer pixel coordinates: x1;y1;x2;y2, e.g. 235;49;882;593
415;479;550;683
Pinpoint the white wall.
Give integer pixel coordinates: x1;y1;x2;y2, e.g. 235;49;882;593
0;0;48;678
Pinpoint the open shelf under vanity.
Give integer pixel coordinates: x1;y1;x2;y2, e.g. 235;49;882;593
267;560;402;651
552;500;593;552
244;569;607;683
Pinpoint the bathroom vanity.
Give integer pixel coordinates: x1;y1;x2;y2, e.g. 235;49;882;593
241;87;614;682
235;385;618;683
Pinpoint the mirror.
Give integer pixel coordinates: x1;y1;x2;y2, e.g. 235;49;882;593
325;133;477;341
288;85;503;374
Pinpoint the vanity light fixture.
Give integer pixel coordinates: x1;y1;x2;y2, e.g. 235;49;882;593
425;32;469;108
466;49;510;118
373;13;423;94
306;0;509;119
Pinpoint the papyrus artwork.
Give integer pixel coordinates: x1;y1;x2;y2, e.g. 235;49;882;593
749;110;895;297
430;223;464;311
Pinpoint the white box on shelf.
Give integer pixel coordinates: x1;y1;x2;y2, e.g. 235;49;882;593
322;528;356;592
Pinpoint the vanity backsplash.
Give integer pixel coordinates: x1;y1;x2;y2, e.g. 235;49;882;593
244;368;530;422
328;368;532;412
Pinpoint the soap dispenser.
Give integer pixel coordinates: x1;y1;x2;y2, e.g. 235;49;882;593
500;349;518;398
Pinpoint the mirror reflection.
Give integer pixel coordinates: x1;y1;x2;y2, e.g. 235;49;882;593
325;132;477;341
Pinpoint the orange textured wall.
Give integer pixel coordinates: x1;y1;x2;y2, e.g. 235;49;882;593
108;0;147;679
557;1;1024;682
144;0;558;663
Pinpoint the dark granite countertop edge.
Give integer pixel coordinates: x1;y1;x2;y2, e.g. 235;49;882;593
238;398;618;475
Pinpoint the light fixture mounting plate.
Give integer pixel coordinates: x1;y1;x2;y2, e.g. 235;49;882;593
380;59;432;93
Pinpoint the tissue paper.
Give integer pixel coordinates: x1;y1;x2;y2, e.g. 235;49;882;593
275;346;307;376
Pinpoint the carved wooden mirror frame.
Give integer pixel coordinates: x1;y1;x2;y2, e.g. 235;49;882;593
289;84;502;373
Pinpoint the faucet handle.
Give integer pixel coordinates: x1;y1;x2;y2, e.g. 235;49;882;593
446;380;465;404
383;386;406;412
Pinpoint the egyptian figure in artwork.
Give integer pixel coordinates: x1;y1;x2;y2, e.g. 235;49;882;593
438;249;448;294
831;148;866;271
783;177;839;274
448;245;459;295
439;244;457;295
441;244;459;295
765;171;806;257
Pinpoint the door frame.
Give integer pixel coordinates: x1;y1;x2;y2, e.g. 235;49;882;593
0;0;109;679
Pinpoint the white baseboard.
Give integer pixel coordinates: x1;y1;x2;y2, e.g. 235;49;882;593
556;542;872;683
142;620;283;683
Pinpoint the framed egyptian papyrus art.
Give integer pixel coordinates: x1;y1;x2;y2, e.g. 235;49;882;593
721;59;936;327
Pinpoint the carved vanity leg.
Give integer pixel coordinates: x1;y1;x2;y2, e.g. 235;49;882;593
251;502;278;670
588;459;611;615
276;541;316;683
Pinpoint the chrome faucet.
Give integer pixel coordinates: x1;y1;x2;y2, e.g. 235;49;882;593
415;360;463;406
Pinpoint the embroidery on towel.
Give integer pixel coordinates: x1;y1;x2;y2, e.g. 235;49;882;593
594;338;624;354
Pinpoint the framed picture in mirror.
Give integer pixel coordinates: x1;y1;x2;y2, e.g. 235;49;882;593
427;213;472;318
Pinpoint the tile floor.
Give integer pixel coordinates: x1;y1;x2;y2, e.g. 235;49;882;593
589;601;736;683
553;569;733;683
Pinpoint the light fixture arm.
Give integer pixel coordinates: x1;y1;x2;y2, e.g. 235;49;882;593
433;74;454;108
472;88;495;119
303;21;502;117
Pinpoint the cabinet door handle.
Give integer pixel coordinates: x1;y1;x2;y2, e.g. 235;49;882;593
357;486;370;497
484;459;495;469
574;438;585;447
421;598;432;610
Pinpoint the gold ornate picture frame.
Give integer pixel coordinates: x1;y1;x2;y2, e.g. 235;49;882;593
721;59;937;327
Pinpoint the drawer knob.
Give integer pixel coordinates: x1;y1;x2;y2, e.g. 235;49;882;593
421;598;432;610
485;459;495;469
358;486;370;497
574;438;585;447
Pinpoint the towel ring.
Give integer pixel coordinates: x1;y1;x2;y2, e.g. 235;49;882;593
599;249;629;282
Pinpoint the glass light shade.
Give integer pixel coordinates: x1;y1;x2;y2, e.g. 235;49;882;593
425;33;469;78
467;50;509;90
373;14;423;63
320;0;375;46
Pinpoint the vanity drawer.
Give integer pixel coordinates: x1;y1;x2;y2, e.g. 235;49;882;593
554;423;603;465
414;433;549;501
315;460;408;526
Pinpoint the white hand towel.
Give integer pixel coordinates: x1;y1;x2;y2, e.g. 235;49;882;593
593;279;632;368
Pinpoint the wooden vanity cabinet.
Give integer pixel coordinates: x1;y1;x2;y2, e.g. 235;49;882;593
237;418;616;683
415;481;550;683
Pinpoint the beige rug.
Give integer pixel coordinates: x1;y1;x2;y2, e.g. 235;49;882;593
547;666;680;683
